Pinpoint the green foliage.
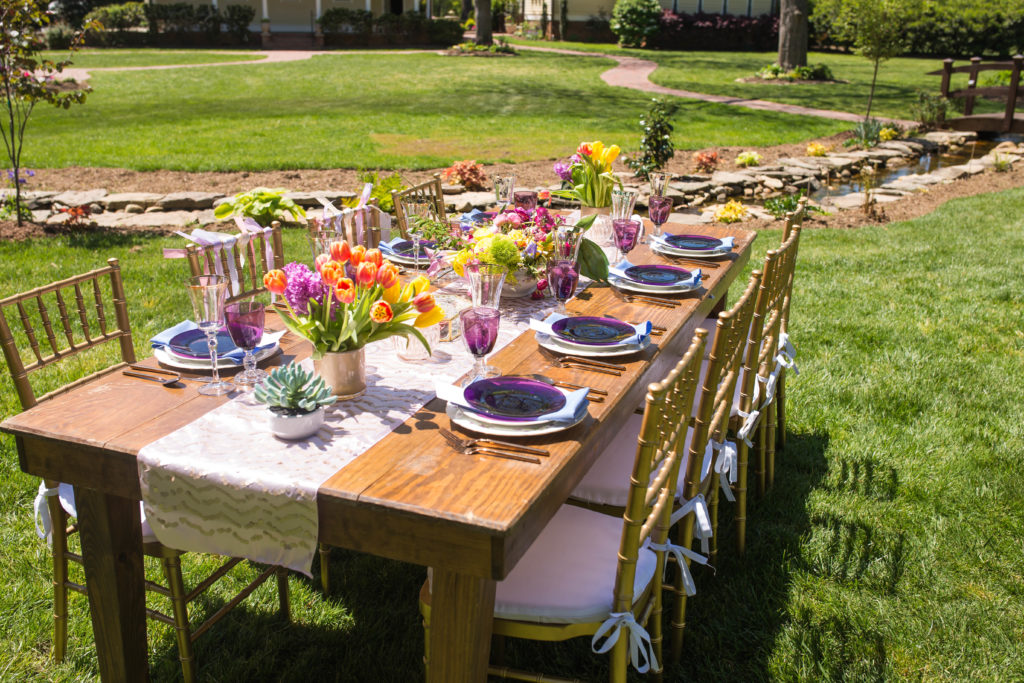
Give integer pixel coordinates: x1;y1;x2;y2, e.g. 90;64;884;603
844;117;886;148
735;150;763;167
763;189;825;219
981;70;1012;87
213;188;306;225
224;4;256;42
450;40;516;54
610;0;661;48
992;153;1013;172
909;91;959;130
625;98;678;180
254;362;337;414
143;3;199;34
42;22;76;50
757;62;834;81
83;3;147;31
340;171;406;214
318;7;373;33
575;216;609;283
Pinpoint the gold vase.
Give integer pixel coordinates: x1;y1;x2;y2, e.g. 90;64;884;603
313;347;366;400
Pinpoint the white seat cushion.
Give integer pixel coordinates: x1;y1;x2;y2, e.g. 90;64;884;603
494;504;657;624
571;413;714;508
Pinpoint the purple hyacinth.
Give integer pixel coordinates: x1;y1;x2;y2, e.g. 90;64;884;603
553;161;572;181
283;262;324;315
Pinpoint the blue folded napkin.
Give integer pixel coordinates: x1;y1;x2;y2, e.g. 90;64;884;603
150;321;284;365
459;209;489;226
435;380;589;426
610;260;702;288
529;312;651;346
379;237;405;255
652;233;734;252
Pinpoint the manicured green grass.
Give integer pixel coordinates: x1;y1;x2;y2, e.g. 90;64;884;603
509;40;997;121
25;51;844;171
42;48;266;68
0;186;1022;679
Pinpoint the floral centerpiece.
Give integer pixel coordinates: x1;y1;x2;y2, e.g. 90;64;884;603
552;141;623;208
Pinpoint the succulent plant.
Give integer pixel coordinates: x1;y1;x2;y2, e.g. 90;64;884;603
254;363;336;415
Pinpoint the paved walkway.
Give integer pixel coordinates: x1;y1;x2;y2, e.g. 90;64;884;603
62;45;914;127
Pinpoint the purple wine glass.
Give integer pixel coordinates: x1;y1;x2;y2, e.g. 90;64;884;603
612;218;642;263
513;190;538;212
225;301;267;388
547;260;580;315
461;307;501;386
648;195;673;238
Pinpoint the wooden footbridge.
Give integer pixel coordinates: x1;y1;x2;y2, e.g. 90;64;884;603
929;55;1024;134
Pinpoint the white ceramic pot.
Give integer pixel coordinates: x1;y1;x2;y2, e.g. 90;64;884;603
268;407;324;440
502;269;538;298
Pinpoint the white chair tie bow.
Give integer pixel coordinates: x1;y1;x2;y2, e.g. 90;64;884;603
318;183;392;243
777;332;799;375
670;493;712;554
648;539;709;596
164;228;247;293
735;377;764;448
591;611;657;674
712;439;739;502
234;217;276;272
34;481;60;544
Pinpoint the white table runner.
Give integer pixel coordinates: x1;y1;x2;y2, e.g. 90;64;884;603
138;296;555;575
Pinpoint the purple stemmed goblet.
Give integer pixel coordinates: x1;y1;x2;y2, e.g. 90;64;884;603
225;301;267;388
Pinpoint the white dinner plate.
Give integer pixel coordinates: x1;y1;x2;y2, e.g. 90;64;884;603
535;331;650;358
446;402;587;436
651;241;731;259
154;344;279;371
608;274;701;295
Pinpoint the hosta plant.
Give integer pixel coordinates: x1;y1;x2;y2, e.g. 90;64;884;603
213;187;306;226
735;151;763;168
254;362;336;416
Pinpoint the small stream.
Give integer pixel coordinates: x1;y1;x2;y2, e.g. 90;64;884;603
810;134;1023;202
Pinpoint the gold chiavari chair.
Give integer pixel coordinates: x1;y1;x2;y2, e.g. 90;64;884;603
419;332;708;682
183;222;285;304
391;173;447;238
774;199;807;452
0;259;290;682
308;199;383;255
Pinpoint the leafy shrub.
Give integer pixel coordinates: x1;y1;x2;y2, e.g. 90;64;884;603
442;160;488;191
763;190;826;220
194;5;222;36
43;22;76;49
992;153;1013;173
84;2;147;31
757;62;834;81
144;3;197;34
340;171;406;214
735;151;762;168
626;98;679;180
692;150;719;173
652;11;777;51
844;118;885;149
463;17;475;30
610;0;662;47
213;188;306;225
224;5;256;41
981;70;1012;87
909;91;959;130
319;7;373;33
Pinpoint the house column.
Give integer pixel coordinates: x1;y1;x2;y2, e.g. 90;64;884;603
314;0;324;46
260;0;270;49
366;0;371;12
414;0;420;11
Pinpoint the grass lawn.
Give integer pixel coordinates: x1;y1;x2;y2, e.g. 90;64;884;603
25;51;845;172
42;48;266;68
509;40;998;122
0;185;1022;679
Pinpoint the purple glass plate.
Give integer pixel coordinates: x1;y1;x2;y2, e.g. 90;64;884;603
167;329;238;360
391;239;434;258
664;234;725;252
623;264;693;287
463;377;567;422
550;316;635;346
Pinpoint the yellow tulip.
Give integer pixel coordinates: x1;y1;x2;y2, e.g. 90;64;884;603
410;275;430;296
603;144;620;166
382;281;402;304
591;141;605;160
414;305;445;328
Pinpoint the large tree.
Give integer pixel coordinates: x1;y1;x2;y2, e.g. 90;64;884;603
777;0;809;71
474;0;492;44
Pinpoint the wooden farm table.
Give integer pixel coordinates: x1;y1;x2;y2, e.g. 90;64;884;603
1;224;754;682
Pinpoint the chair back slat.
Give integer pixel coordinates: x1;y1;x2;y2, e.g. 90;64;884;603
310;201;383;250
0;258;135;410
182;224;284;304
73;283;92;343
612;332;706;615
392;173;447;239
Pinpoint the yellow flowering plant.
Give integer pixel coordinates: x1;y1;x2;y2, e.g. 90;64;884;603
262;239;444;358
552;141;623;208
714;199;749;224
806;142;830;157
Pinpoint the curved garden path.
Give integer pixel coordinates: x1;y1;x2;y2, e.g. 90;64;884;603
61;44;914;127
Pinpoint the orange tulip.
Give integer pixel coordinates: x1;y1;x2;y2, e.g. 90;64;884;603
314;253;331;274
330;240;351;263
538;190;551;201
263;269;287;295
577;142;593;158
376;262;400;289
349;244;366;267
369;300;393;324
356;261;377;288
411;291;435;314
364;248;383;268
320;260;346;287
334;278;355;304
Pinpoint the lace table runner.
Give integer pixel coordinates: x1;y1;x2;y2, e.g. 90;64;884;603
137;296;555;575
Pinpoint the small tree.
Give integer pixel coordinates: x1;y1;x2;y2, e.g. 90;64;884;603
814;0;922;119
626;98;679;180
1;2;91;225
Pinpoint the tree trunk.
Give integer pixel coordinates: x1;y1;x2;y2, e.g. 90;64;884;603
866;59;880;120
460;0;471;23
474;0;492;44
777;0;808;71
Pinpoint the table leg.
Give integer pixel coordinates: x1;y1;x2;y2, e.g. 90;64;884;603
75;487;150;682
427;568;496;683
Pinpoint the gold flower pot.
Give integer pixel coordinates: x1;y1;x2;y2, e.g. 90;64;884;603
314;347;366;400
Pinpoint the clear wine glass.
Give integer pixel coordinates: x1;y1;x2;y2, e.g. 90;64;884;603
493;174;516;211
547;228;584;314
465;262;506;308
225;301;267;388
611;218;642;264
648;171;670;197
647;195;673;239
461;307;501;385
611;186;642;245
404;198;433;270
513;190;538;212
185;275;233;396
